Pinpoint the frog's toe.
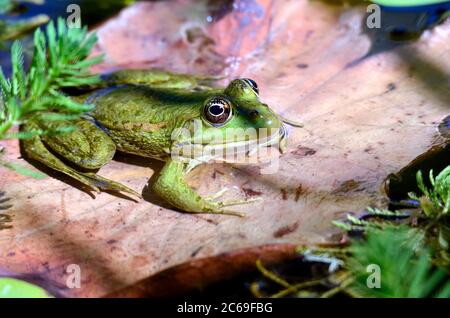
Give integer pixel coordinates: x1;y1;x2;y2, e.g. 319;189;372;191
205;188;229;200
80;172;142;199
218;197;262;207
202;193;260;216
206;196;261;208
203;205;244;217
218;210;244;217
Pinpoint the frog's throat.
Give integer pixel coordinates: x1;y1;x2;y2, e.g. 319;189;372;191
171;124;287;163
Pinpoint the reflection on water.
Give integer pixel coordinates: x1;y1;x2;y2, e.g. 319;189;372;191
7;0;131;24
1;0;133;71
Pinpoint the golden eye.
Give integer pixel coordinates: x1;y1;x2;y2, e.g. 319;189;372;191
242;78;259;95
204;97;232;126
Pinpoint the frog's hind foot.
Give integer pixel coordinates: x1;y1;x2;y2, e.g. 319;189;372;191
203;196;260;217
205;187;261;207
80;172;142;198
204;188;229;201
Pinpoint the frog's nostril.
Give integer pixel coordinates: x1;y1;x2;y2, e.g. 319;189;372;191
249;110;259;120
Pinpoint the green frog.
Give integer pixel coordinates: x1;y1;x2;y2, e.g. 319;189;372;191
22;70;300;216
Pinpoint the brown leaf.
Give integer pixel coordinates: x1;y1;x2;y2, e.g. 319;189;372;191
0;0;449;297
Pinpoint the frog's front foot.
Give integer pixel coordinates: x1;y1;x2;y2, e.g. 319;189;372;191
153;159;260;217
204;188;261;216
200;201;245;217
203;197;262;217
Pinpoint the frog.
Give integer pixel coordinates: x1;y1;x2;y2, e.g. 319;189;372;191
22;70;301;216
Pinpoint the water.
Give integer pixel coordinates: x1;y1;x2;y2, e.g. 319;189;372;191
1;0;131;72
7;0;130;25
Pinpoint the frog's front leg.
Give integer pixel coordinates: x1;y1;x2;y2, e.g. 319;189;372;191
152;159;244;217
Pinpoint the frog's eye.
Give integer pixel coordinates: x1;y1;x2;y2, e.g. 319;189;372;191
204;98;232;126
242;78;259;95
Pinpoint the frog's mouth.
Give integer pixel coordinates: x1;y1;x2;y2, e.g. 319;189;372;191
171;124;288;164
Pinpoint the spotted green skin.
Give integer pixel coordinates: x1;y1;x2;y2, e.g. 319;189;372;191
22;70;284;216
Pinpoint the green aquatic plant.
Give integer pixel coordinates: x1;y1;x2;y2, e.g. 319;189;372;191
253;166;450;298
253;226;450;298
335;167;450;296
0;18;103;139
0;17;103;175
347;225;450;298
409;167;450;218
408;167;450;265
332;207;410;232
331;166;450;297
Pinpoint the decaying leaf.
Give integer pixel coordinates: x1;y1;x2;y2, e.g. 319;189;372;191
0;0;448;297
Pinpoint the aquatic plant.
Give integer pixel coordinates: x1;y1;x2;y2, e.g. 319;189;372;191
407;167;450;265
253;166;450;298
254;226;450;298
347;225;450;298
342;167;450;296
332;207;410;232
0;17;103;175
409;167;450;218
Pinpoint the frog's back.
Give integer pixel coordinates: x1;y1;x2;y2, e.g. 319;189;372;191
88;85;210;125
80;85;211;158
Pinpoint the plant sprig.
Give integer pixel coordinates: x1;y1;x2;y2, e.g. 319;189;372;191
254;165;450;298
409;166;450;218
347;226;450;298
0;17;103;140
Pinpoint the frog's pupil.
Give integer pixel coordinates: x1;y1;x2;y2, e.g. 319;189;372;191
204;98;232;125
209;104;224;116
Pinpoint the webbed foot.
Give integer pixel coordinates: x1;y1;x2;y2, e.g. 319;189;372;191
153;159;260;217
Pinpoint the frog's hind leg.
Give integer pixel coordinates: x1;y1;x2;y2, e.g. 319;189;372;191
103;69;220;90
22;119;141;198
